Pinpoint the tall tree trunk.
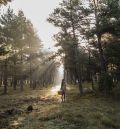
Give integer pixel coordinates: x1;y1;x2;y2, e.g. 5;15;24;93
92;0;111;95
20;49;23;91
3;59;8;94
97;34;107;72
29;55;32;88
88;46;91;82
70;0;83;95
13;59;17;90
0;68;3;87
92;0;107;72
20;78;23;91
29;40;32;88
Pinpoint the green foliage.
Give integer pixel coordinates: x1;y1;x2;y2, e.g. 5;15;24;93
48;0;120;95
0;7;57;93
48;0;93;89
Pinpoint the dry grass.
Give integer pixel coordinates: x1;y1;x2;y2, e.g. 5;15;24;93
0;84;120;129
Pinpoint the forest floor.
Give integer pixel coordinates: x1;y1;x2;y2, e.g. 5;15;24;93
0;84;120;129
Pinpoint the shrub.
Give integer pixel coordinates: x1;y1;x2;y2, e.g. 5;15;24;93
98;72;113;94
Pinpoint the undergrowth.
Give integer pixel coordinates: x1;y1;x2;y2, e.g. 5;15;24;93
0;85;120;129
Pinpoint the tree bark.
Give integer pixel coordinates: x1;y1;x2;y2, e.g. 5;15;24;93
3;59;8;94
92;0;107;72
13;60;17;90
70;0;83;95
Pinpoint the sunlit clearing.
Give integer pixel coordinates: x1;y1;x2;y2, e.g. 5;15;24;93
50;64;64;95
51;84;61;95
67;87;71;90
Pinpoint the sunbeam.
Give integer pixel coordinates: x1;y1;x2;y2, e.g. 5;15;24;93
50;64;64;95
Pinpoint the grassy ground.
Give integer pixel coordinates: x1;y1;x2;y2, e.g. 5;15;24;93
0;85;120;129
